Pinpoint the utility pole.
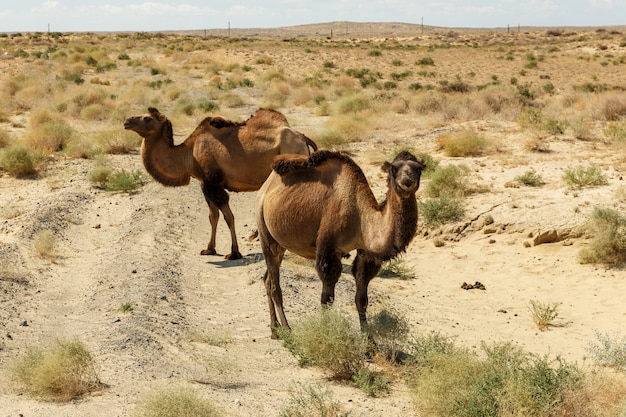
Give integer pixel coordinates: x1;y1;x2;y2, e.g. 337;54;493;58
421;17;424;35
228;21;230;37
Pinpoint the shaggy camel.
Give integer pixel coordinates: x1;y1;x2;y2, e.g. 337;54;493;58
255;150;424;338
124;107;317;260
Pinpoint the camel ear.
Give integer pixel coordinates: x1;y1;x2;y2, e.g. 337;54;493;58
381;161;391;172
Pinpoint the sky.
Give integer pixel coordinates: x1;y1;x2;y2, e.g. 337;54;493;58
0;0;624;33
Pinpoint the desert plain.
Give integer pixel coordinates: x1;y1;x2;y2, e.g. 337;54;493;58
1;22;626;416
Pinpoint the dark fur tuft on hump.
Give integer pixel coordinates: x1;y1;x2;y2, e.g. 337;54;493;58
272;150;368;181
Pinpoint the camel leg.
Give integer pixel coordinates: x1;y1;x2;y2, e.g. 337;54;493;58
260;237;287;338
200;182;241;259
352;250;381;330
316;243;343;306
201;201;219;256
219;203;242;260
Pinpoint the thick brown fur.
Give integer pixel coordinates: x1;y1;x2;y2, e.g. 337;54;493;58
124;107;318;260
255;150;424;338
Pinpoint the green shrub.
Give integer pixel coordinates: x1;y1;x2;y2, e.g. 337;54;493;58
514;169;545;186
366;307;410;362
424;164;470;198
10;337;101;401
133;386;222;417
578;207;626;265
437;130;489;157
104;169;147;192
278;307;368;380
377;257;415;279
417;57;435;66
410;341;583;417
0;145;37;176
419;195;465;226
562;164;608;189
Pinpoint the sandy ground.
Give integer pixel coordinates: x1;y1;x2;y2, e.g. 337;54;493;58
1;123;626;416
1;26;626;417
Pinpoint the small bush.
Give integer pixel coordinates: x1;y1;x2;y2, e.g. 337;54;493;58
562;164;608;189
279;384;349;417
366;307;410;362
34;229;56;259
410;341;583;417
10;337;101;401
0;145;37;176
437;130;489;157
514;169;545;186
424;164;470;198
419;195;465;226
88;165;113;188
377;257;415;280
279;307;368;380
578;207;626;265
104;169;147;192
416;57;435;66
133;386;222;417
0;127;11;148
351;367;390;397
334;93;371;114
586;330;626;370
528;299;562;331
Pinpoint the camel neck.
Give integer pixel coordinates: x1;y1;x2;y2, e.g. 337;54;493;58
362;190;417;261
141;131;193;187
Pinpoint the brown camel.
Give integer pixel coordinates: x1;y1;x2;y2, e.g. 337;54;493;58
124;107;317;260
255;150;424;338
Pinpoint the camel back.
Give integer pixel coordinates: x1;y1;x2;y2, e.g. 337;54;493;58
272;150;369;185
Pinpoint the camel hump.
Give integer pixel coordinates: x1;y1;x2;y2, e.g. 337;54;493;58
272;150;361;176
201;116;243;129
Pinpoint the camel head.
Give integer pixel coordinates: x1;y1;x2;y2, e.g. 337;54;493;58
383;151;424;198
123;107;173;143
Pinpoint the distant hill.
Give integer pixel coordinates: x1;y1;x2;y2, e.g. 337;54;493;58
176;21;625;38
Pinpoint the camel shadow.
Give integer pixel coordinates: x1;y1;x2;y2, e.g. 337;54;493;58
205;252;265;268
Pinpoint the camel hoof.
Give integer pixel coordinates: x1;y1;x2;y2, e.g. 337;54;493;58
225;251;243;260
200;248;217;256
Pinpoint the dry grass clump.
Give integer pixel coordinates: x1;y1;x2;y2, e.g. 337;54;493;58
528;299;562;331
0;144;39;176
408;340;584;417
33;229;57;259
316;113;372;148
279;307;369;380
133;386;222;417
279;384;350;417
436;129;491;157
578;207;626;266
23;109;78;153
10;337;102;401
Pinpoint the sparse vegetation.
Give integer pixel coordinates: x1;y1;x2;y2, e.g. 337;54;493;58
436;129;490;157
514;169;545;186
562;164;608;189
586;330;626;370
408;340;584;417
278;307;368;380
10;337;101;401
133;386;222;417
419;195;465;226
528;299;562;331
33;229;56;259
279;384;350;417
578;207;626;265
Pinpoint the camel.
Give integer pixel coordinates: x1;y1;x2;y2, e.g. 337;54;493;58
255;150;424;338
123;107;317;260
